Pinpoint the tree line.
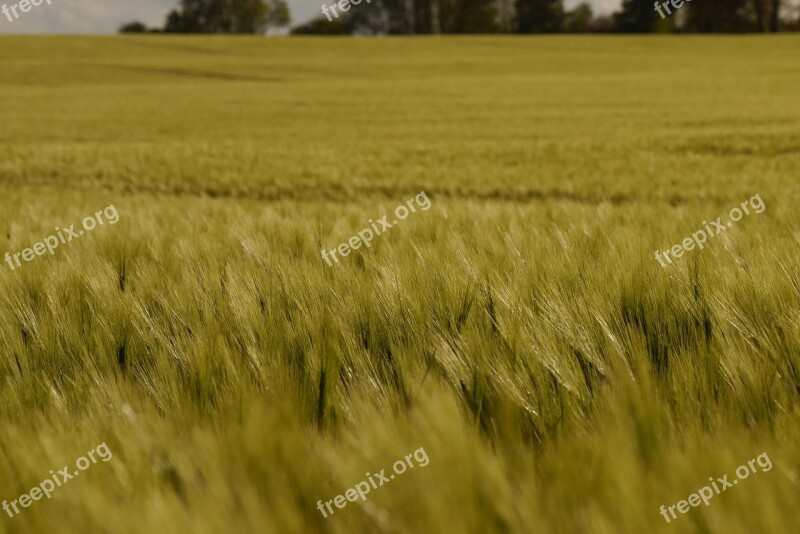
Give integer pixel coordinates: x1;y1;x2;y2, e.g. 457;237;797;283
120;0;800;34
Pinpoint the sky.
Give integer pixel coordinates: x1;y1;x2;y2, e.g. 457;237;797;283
0;0;623;34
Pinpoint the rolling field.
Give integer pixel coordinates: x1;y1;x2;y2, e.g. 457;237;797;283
0;36;799;533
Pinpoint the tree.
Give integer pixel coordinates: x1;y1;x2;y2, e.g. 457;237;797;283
748;0;783;31
684;0;752;32
564;2;592;33
747;0;782;32
164;9;198;33
119;21;149;33
163;0;290;34
613;0;669;32
264;0;291;30
414;0;435;33
765;0;783;31
515;0;564;33
315;0;498;35
682;0;787;33
496;0;516;32
455;0;499;32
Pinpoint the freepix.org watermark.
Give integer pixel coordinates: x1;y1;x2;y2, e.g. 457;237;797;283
2;0;53;23
316;447;429;518
654;194;765;267
4;204;119;271
659;451;772;523
321;0;372;22
654;0;691;20
2;442;113;519
321;192;431;267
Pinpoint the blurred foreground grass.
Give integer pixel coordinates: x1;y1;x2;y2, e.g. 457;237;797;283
0;36;799;533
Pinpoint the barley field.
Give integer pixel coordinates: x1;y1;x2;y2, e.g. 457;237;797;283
0;36;799;533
